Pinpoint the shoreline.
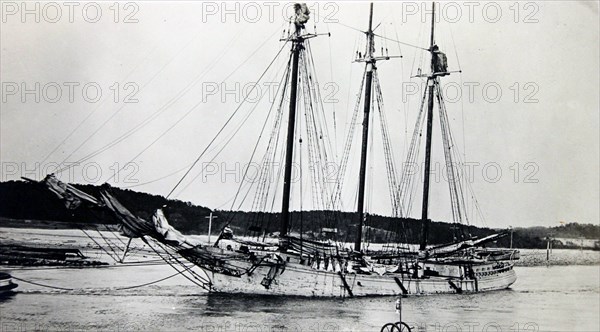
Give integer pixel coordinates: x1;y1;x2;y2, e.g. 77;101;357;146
1;226;598;267
515;248;600;267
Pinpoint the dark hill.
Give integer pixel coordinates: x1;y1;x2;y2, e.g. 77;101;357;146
0;180;597;249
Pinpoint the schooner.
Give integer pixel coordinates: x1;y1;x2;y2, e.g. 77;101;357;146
33;2;517;297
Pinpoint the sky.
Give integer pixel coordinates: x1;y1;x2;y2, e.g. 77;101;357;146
1;1;599;229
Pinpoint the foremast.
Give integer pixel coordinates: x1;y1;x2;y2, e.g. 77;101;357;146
279;4;320;244
280;9;304;239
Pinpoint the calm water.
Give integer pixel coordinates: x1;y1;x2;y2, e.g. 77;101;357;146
0;265;598;331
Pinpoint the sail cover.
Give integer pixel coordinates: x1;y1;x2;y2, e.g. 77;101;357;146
99;190;154;238
100;193;189;245
152;208;188;246
43;174;100;209
426;232;508;257
294;3;310;25
41;175;188;244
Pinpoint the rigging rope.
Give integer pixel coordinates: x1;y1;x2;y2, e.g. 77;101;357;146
141;237;211;290
437;80;464;228
435;82;486;227
80;228;121;263
53;24;282;177
240;53;291;214
56;24;231;171
398;88;428;218
165;41;290;199
305;40;338;215
176;50;291;204
373;33;429;51
373;71;401;218
104;99;205;183
35;18;192;173
333;70;366;209
221;33;342;240
325;23;338;159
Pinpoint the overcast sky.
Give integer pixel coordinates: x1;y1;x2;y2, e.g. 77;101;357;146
1;1;598;229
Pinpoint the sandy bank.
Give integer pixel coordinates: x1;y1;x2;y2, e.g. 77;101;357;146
515;248;600;266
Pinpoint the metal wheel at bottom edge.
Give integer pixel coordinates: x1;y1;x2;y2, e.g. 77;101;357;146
380;322;411;332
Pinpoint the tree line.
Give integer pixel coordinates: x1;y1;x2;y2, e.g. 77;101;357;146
0;180;597;249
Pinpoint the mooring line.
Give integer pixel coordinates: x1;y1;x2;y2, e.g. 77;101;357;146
10;264;198;292
11;276;74;291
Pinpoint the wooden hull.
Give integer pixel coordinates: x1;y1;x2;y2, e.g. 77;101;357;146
206;261;516;297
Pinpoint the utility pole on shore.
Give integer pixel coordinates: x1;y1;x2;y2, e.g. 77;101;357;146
545;234;554;265
205;212;217;244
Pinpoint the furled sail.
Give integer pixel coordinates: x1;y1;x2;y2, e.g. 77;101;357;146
36;174;272;283
432;45;448;75
43;174;100;209
294;3;310;26
281;235;338;256
99;190;154;238
39;175;188;245
426;232;508;257
152;208;188;246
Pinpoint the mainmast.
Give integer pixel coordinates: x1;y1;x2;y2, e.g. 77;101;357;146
280;6;306;239
419;2;437;251
355;3;375;252
353;3;399;252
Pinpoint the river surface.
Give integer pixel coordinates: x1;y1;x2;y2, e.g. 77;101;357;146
0;265;597;331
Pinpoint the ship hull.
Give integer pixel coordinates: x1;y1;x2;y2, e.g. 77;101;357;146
0;272;18;295
206;261;516;297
